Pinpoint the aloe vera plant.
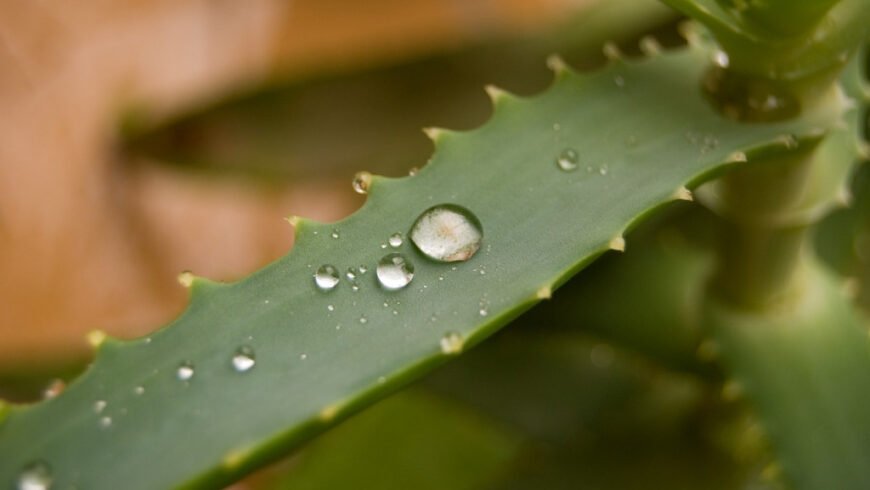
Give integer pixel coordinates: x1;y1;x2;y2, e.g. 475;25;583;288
1;0;869;489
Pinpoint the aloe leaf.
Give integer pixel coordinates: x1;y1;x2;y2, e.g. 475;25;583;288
273;390;519;490
705;262;870;490
0;38;843;489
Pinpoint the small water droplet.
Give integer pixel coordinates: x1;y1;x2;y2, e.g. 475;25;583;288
392;310;399;315
388;232;404;248
327;304;335;312
330;229;340;239
410;204;483;262
134;386;145;395
17;461;52;490
556;148;579;171
479;307;489;316
408;167;419;176
300;353;307;361
359;316;368;324
552;123;561;131
99;416;112;429
713;50;729;68
351;284;360;292
232;346;256;373
614;75;625;87
93;400;107;414
440;331;464;355
352;171;371;194
346;267;357;280
358;265;368;274
598;165;608;175
376;253;415;290
176;362;195;381
314;265;340;291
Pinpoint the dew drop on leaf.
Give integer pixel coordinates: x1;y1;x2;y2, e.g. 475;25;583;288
409;205;483;262
232;346;256;373
346;267;357;281
93;400;107;414
17;460;52;490
176;362;195;381
376;253;415;290
99;416;112;429
388;232;404;248
314;265;340;291
556;148;579;171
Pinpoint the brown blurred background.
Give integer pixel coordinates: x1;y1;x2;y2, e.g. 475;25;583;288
0;0;676;396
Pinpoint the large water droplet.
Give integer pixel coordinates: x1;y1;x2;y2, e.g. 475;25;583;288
409;205;483;262
176;362;195;381
388;232;404;248
440;331;464;355
314;265;340;291
232;346;256;373
17;461;52;490
556;148;579;171
376;253;415;290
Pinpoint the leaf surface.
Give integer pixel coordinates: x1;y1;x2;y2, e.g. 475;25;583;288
0;39;842;489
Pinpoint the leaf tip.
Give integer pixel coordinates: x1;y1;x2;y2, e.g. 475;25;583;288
608;236;626;252
672;186;694;202
86;329;108;349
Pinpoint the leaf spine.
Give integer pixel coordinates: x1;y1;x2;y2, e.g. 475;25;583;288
546;54;568;75
86;330;107;348
608;236;626;252
639;36;662;56
672;186;694;201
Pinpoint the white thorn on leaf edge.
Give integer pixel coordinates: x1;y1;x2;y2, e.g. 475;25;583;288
673;186;694;202
422;127;446;142
602;42;623;61
484;84;510;103
639;36;662;56
609;236;626;252
546;54;568;74
87;330;107;348
177;270;195;288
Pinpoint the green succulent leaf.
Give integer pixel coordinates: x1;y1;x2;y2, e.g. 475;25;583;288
0;36;844;489
273;390;519;490
704;262;870;490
